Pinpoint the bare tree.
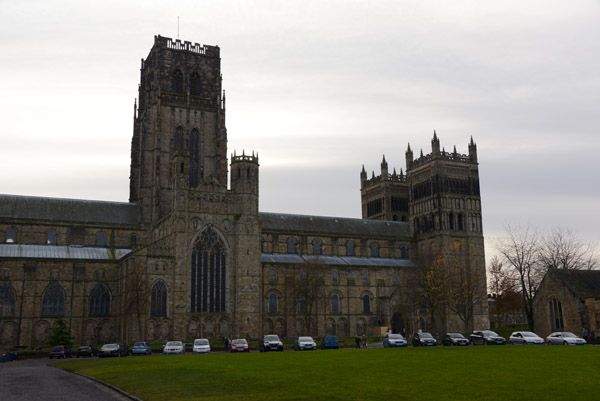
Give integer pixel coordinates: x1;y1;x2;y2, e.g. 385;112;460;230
120;259;151;342
286;260;326;336
539;226;598;270
496;225;542;331
488;255;524;328
417;249;449;335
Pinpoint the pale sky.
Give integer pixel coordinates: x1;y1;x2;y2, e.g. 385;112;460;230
1;0;599;259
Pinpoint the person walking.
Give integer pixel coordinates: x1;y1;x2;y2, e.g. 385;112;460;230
362;334;367;349
583;328;589;343
355;336;360;349
590;331;595;345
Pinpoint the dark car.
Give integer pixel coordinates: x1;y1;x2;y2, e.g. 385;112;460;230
412;332;437;347
99;343;129;357
442;333;470;346
49;345;72;359
321;336;339;349
470;330;506;345
260;334;284;352
76;345;98;357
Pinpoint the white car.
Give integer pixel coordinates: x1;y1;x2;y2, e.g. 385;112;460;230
163;341;185;354
192;338;211;354
546;332;587;345
294;336;317;351
509;331;544;345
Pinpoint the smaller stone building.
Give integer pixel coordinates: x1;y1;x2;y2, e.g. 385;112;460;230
533;269;600;338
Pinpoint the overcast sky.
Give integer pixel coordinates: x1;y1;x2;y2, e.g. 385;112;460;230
1;0;599;259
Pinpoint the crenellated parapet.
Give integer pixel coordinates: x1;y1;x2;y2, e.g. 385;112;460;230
155;35;219;57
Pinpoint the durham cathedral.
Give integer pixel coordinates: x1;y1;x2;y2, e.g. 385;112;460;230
0;36;488;347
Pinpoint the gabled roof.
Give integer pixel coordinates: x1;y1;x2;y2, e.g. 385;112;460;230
0;194;140;226
259;212;411;238
552;269;600;299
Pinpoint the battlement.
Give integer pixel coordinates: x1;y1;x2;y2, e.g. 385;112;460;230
231;150;259;164
154;35;220;57
409;150;472;169
362;172;407;190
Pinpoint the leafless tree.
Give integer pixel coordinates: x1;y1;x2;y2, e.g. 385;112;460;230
286;260;326;336
539;226;598;270
496;225;542;331
416;248;449;335
488;255;524;328
119;258;151;342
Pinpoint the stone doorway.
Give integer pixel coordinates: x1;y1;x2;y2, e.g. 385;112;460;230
391;312;405;335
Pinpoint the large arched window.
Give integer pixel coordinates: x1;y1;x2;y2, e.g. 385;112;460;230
0;283;16;317
151;281;167;317
191;227;226;313
362;295;371;314
190;72;202;96
549;298;564;331
331;294;340;314
89;283;111;316
42;283;64;316
172;69;184;93
269;293;278;314
189;129;200;188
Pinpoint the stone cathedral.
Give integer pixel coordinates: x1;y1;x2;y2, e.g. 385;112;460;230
0;36;488;347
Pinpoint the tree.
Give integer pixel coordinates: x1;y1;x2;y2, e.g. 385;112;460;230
417;249;449;335
286;260;326;336
539;226;598;271
46;319;74;348
120;257;151;342
496;225;542;331
488;255;524;328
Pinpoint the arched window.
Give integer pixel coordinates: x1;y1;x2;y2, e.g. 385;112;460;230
47;231;56;245
331;294;340;314
0;283;16;317
549;299;564;330
172;69;184;93
97;233;105;246
312;240;321;255
363;295;371;313
269;269;276;282
363;271;368;284
89;283;111;316
458;213;464;231
190;72;201;96
6;229;15;243
189;129;200;188
392;272;398;285
151;281;167;317
42;283;64;316
174;126;184;150
370;243;379;257
401;246;408;259
287;238;296;254
269;293;277;314
332;270;338;283
191;227;227;313
130;235;137;247
346;241;355;256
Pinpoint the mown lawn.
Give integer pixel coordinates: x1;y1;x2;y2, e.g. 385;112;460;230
55;346;600;401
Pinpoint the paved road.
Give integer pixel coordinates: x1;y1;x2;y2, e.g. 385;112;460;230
0;359;134;401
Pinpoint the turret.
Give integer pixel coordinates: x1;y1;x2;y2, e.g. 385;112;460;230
469;136;478;163
405;143;413;171
360;165;367;188
380;155;388;179
431;131;440;155
231;150;259;196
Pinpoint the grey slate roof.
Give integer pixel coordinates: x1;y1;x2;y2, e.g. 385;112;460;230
0;194;140;226
552;269;600;298
0;244;131;261
261;253;415;267
259;212;411;238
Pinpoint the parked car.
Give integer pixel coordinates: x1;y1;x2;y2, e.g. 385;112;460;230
131;341;152;355
229;338;250;352
49;345;72;359
383;333;408;347
99;343;129;357
412;332;437;347
294;336;317;351
76;345;98;357
470;330;506;345
260;334;284;352
442;333;470;346
192;338;211;354
321;336;339;349
163;341;185;355
546;332;587;345
509;331;544;345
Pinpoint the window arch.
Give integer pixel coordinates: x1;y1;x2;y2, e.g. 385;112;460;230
346;241;355;256
47;231;56;245
401;246;408;259
97;233;105;246
269;293;278;314
549;298;564;330
363;271;368;284
312;240;322;255
331;294;340;314
331;270;338;283
370;243;379;257
130;235;137;247
42;283;64;316
287;238;296;254
172;69;184;93
0;283;16;317
189;129;200;188
392;272;398;285
190;72;201;96
174;126;184;150
89;283;111;316
269;269;276;282
191;227;227;313
362;295;371;314
151;281;167;317
6;229;15;243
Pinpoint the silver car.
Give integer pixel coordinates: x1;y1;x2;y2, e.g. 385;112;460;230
294;336;317;351
546;332;587;345
163;340;185;354
509;331;544;345
192;338;211;354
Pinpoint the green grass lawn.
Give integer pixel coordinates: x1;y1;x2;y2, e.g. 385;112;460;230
55;346;600;401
